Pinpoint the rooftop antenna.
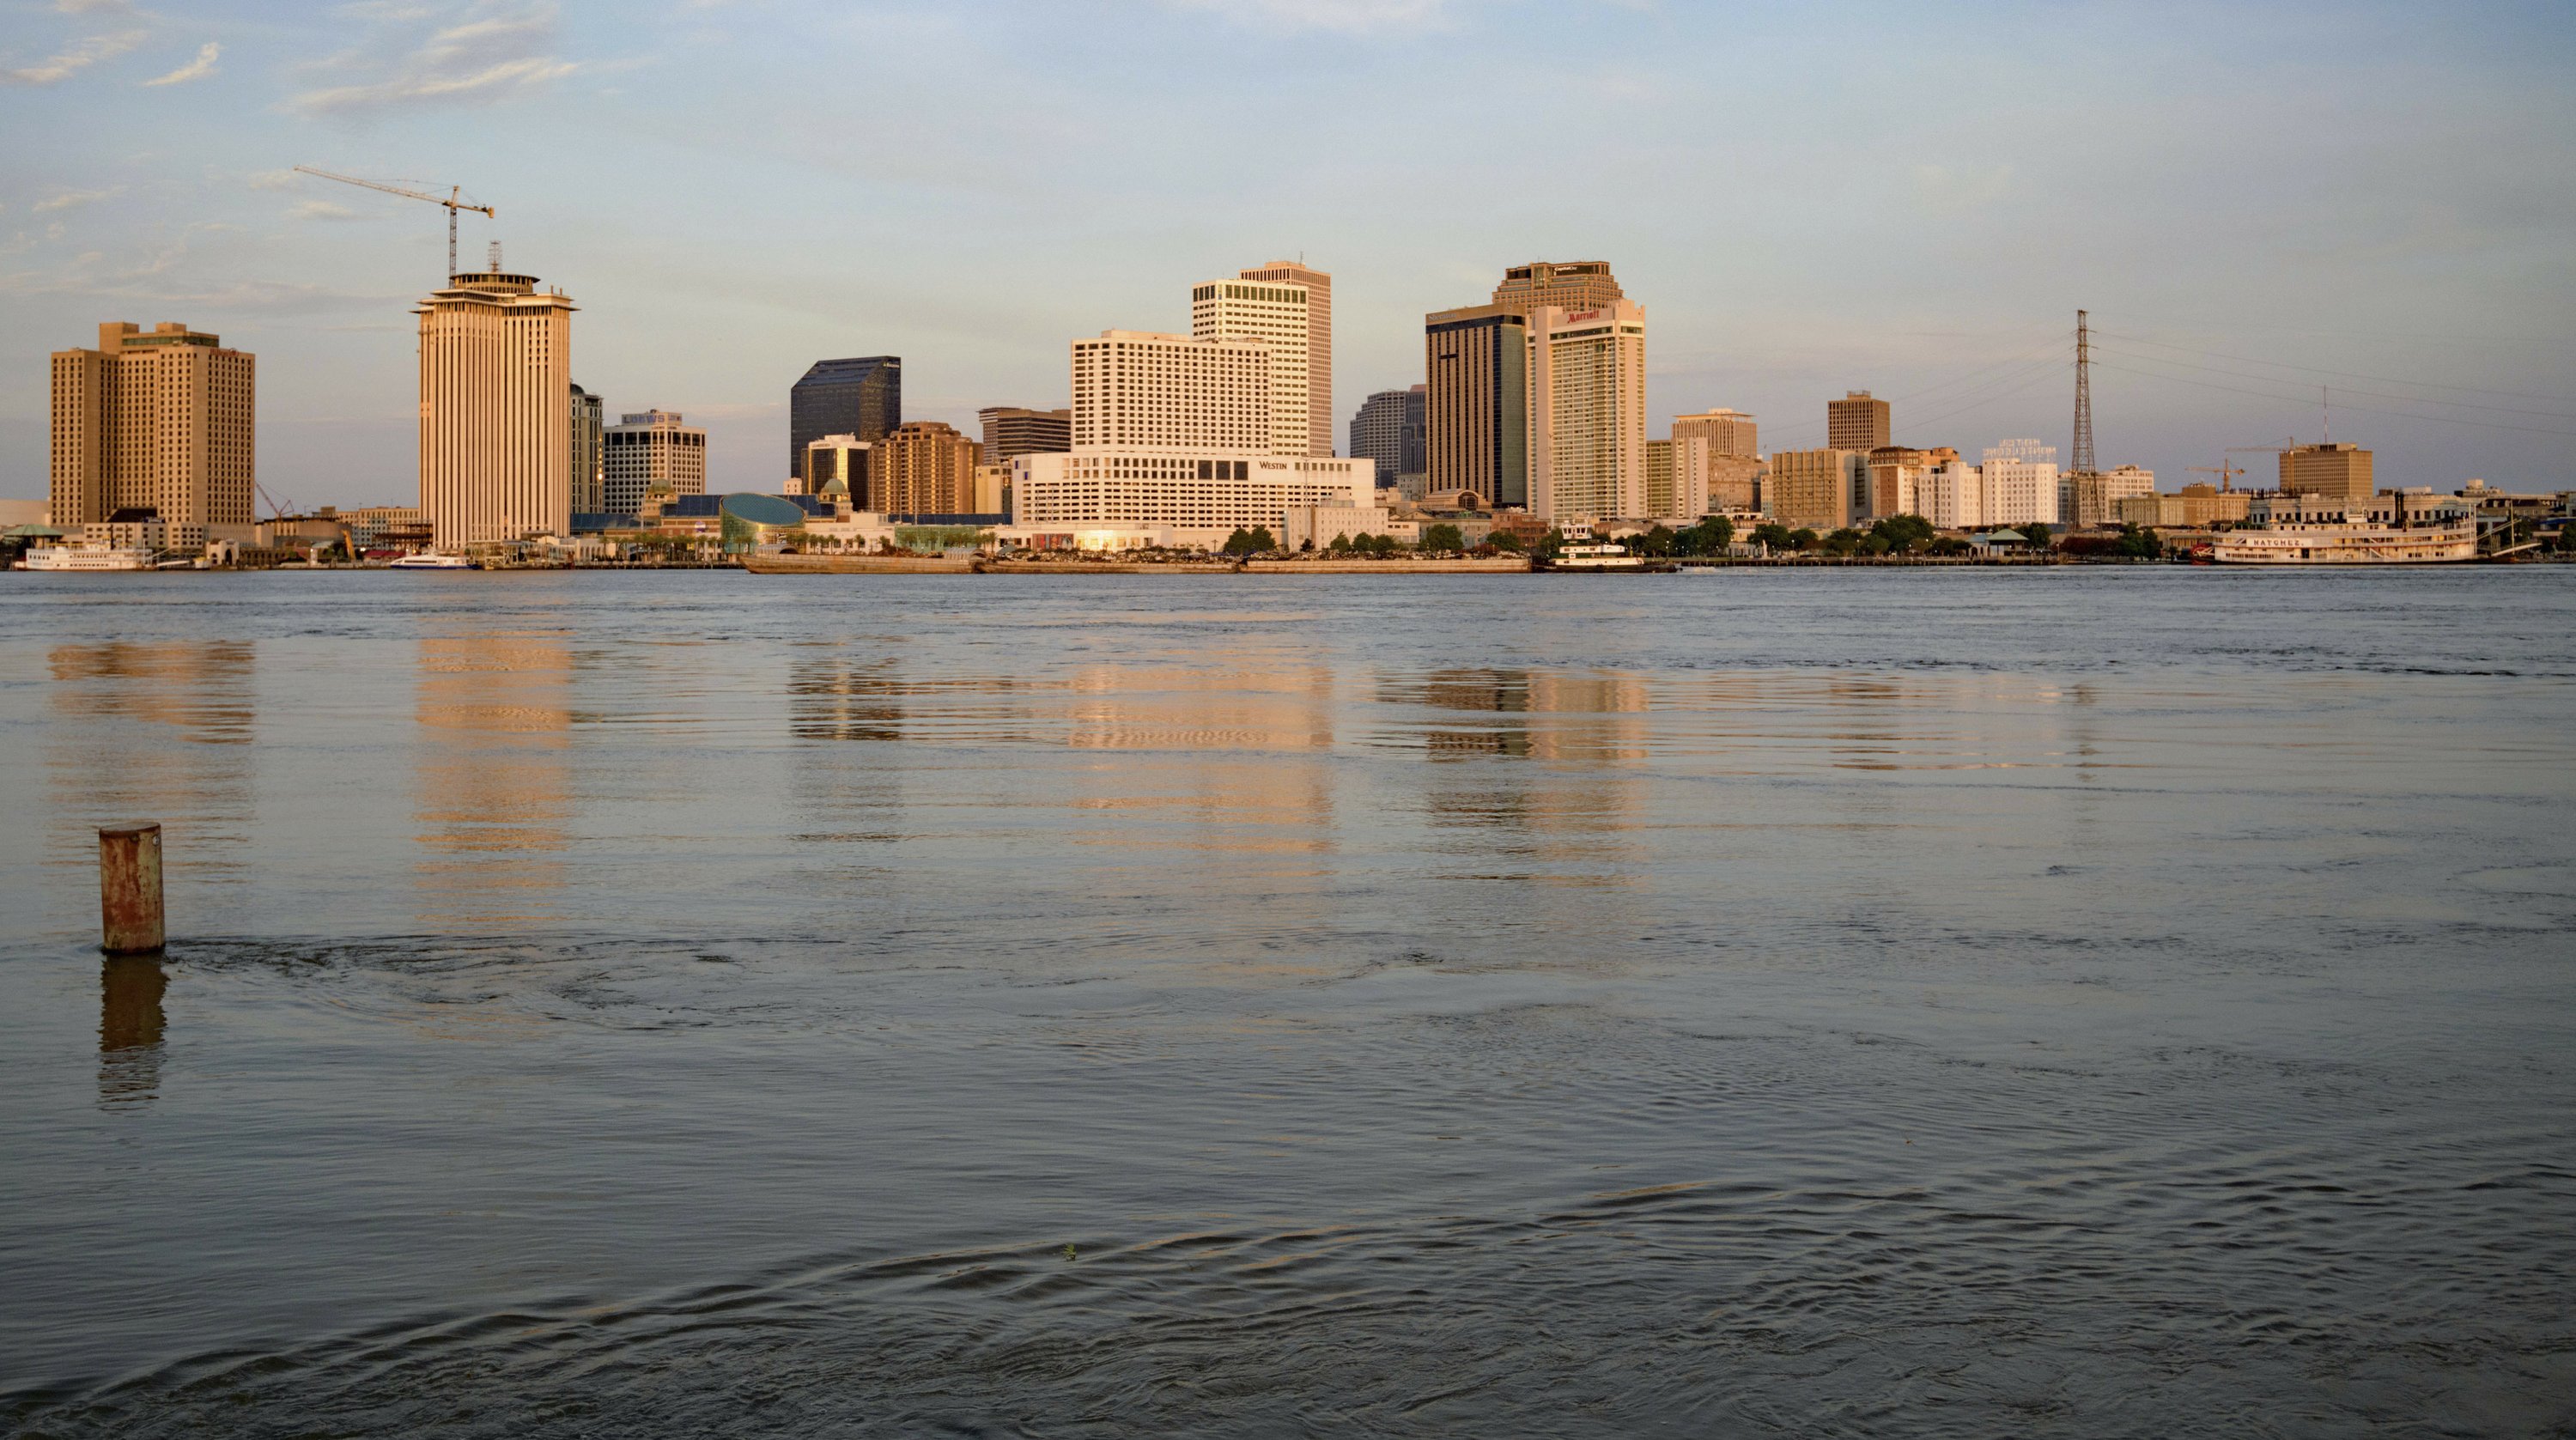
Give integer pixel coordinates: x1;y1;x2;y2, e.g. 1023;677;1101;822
488;240;502;271
2322;386;2331;443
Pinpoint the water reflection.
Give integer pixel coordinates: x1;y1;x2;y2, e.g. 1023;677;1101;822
412;629;573;931
99;956;167;1107
45;641;256;884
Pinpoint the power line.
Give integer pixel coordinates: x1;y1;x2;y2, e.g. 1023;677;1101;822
2089;359;2576;440
2092;328;2576;408
2092;343;2576;421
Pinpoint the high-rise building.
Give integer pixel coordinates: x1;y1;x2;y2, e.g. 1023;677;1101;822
1918;459;1986;530
1348;385;1426;490
2064;464;2155;529
1671;407;1758;458
1071;331;1270;453
1827;391;1891;451
789;356;900;478
50;321;255;530
1645;440;1676;517
1492;260;1625;313
874;420;981;514
418;270;574;549
1767;449;1866;532
1424;305;1528;507
1527;301;1649;521
1979;439;2059;527
2279;442;2372;501
804;434;871;507
977;406;1072;463
569;381;605;514
1228;260;1334;456
604;410;707;515
1191;273;1319;457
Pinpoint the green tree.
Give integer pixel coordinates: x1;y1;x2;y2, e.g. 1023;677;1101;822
1534;528;1568;562
1221;527;1259;556
1420;523;1465;552
1679;515;1735;554
1788;528;1820;551
1248;526;1277;553
1327;532;1352;553
1750;522;1794;552
2113;523;2162;559
2022;521;2053;547
1870;514;1935;552
1486;527;1526;553
1821;527;1863;556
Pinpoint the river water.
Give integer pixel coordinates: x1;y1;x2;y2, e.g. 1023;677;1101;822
3;568;2572;1437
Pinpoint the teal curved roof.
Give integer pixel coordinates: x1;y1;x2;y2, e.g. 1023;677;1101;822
720;492;808;526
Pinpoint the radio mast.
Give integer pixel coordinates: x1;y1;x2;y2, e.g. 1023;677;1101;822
2070;309;2098;477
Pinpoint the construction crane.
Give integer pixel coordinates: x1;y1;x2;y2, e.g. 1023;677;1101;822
292;166;494;278
2188;461;2245;493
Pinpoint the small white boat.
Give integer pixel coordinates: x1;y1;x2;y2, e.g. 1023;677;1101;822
1552;543;1648;572
20;545;153;572
387;553;476;570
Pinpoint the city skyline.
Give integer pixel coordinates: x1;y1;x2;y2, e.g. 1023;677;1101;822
3;1;2571;509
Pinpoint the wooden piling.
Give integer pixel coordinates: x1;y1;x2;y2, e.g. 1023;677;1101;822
98;823;165;956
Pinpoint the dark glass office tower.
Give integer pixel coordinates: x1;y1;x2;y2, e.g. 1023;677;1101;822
1348;385;1427;489
788;356;901;479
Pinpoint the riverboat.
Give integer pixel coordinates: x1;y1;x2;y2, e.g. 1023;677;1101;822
2211;519;2477;565
1552;544;1661;572
387;552;476;570
19;545;152;572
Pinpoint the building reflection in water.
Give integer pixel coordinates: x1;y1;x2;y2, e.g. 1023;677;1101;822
99;956;167;1107
412;628;573;933
46;641;257;890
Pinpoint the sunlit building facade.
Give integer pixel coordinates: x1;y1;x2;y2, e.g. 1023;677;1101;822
418;270;574;548
51;321;255;530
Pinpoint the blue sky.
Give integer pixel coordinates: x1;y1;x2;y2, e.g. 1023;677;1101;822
4;0;2573;507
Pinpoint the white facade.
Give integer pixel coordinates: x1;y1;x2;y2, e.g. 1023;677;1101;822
1662;434;1714;520
1191;277;1315;458
605;410;708;515
1919;461;1988;531
418;271;574;549
1281;504;1406;550
1527;301;1649;521
1071;331;1270;453
1016;450;1367;550
1980;439;2060;528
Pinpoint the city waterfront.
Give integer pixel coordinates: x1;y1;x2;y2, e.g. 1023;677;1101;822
3;568;2573;1437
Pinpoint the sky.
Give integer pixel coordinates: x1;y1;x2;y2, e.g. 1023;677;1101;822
3;0;2573;509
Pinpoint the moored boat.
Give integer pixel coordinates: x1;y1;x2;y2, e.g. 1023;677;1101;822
19;545;153;572
2211;519;2476;565
386;552;476;570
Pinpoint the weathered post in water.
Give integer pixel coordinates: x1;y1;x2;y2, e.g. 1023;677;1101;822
98;823;165;956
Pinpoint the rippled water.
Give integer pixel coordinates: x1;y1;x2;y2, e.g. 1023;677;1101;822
3;568;2573;1437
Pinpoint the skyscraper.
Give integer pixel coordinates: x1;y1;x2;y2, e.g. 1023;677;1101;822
1347;385;1425;490
1235;259;1333;456
804;435;871;507
1192;272;1320;457
604;410;706;515
50;321;255;530
1071;331;1270;452
418;268;574;549
1767;449;1866;532
2279;442;2372;501
1527;301;1649;521
1827;392;1892;451
874;421;981;515
977;406;1072;462
1671;408;1758;458
569;381;605;514
1424;305;1528;507
1492;260;1625;313
789;356;900;478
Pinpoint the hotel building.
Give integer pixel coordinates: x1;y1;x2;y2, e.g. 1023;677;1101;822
1218;259;1334;456
1767;449;1866;532
1980;439;2060;527
1528;301;1649;522
1071;331;1271;451
418;269;575;548
1424;305;1528;507
803;434;871;506
1671;407;1758;459
604;410;707;515
2279;442;2372;501
1492;260;1625;313
1191;272;1322;456
1012;452;1367;548
976;406;1072;462
873;420;981;514
51;321;255;530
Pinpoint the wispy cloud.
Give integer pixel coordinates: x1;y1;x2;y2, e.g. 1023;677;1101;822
33;187;124;213
3;27;148;85
246;168;301;191
290;3;576;116
290;198;364;221
1163;0;1457;33
141;40;220;86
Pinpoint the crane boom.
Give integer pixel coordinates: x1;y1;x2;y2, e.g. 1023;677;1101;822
292;166;495;278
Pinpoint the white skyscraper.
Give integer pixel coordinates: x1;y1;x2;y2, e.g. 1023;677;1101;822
1980;439;2060;528
1071;331;1271;453
417;268;574;549
1527;301;1649;521
1191;275;1319;457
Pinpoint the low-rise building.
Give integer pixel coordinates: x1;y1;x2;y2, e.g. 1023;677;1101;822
2115;483;2251;529
1013;450;1369;551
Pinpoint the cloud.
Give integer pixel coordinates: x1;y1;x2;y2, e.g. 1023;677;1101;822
290;199;364;221
141;40;220;86
246;168;301;191
56;0;138;13
1163;0;1457;33
3;27;147;84
289;4;577;116
33;187;124;213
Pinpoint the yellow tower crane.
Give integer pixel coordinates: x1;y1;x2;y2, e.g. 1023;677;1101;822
292;166;494;279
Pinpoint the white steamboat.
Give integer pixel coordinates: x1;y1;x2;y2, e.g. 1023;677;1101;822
2212;519;2476;565
19;545;153;572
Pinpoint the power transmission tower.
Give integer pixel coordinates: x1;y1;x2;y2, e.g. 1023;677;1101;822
2070;309;2097;477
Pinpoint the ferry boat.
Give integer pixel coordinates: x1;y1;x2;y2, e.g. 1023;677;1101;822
1552;543;1660;572
19;545;152;572
386;552;476;570
2211;518;2476;565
